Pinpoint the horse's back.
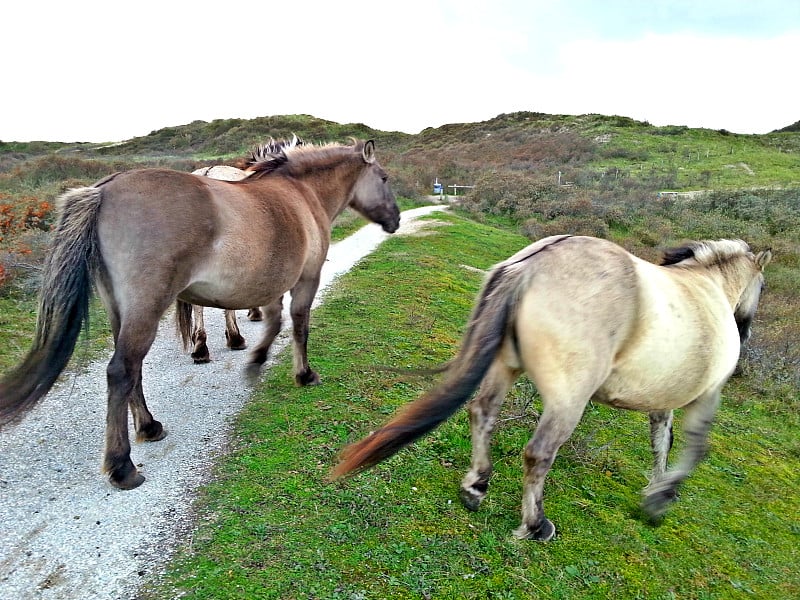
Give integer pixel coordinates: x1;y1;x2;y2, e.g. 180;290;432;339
511;236;739;410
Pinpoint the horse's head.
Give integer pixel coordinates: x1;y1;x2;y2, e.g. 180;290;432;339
663;239;772;347
734;247;772;345
349;141;400;233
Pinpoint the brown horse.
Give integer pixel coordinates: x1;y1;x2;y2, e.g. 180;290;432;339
188;137;303;362
0;139;399;490
333;235;770;540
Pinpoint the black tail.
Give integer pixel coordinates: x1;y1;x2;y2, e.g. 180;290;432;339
331;264;518;477
0;187;102;426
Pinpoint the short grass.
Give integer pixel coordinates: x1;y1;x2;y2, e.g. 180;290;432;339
574;115;800;190
145;213;800;600
0;294;111;373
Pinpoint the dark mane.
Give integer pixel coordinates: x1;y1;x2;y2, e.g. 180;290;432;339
245;140;364;179
233;135;304;173
660;245;696;266
661;240;750;267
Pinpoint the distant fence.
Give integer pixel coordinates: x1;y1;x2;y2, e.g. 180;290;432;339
447;184;475;196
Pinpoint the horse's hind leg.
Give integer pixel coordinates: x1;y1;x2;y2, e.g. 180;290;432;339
224;310;247;350
190;305;211;363
130;374;167;443
460;362;520;511
104;326;162;489
515;398;587;542
648;409;674;482
247;306;263;321
244;296;283;383
642;388;722;521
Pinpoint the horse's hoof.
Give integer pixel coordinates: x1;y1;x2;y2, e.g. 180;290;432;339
247;308;263;322
295;369;321;386
459;487;484;512
108;465;146;490
136;420;167;443
225;331;247;350
513;518;556;542
641;487;679;522
191;348;211;363
243;362;262;385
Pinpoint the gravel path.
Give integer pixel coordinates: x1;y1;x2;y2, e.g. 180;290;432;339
0;205;447;600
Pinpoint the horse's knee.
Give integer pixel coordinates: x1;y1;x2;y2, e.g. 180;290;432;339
523;437;557;476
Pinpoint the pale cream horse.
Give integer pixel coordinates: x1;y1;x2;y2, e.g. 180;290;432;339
333;235;770;541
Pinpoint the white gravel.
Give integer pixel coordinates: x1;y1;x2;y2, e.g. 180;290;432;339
0;205;447;600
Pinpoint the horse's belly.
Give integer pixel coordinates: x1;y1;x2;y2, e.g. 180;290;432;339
593;371;700;411
180;274;295;308
594;346;738;411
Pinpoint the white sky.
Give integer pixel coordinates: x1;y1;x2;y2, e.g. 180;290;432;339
2;0;799;142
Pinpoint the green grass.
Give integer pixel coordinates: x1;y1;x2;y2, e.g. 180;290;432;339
145;213;800;599
0;294;111;373
576;114;800;190
331;197;426;241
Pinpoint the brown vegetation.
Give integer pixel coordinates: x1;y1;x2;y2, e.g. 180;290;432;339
1;114;797;406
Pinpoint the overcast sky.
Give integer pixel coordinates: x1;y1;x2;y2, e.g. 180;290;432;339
2;0;799;142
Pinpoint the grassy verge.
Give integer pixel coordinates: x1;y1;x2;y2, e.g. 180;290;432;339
146;213;799;599
0;294;111;373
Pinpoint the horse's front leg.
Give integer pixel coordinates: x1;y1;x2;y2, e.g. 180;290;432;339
289;278;321;386
648;409;674;483
244;297;283;384
514;404;585;542
460;363;520;511
190;305;211;363
224;310;247;350
642;388;722;521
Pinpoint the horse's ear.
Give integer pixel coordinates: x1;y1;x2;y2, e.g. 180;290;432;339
362;140;376;163
756;249;772;270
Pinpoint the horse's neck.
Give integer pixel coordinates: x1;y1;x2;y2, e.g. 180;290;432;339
301;160;361;222
708;263;751;310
